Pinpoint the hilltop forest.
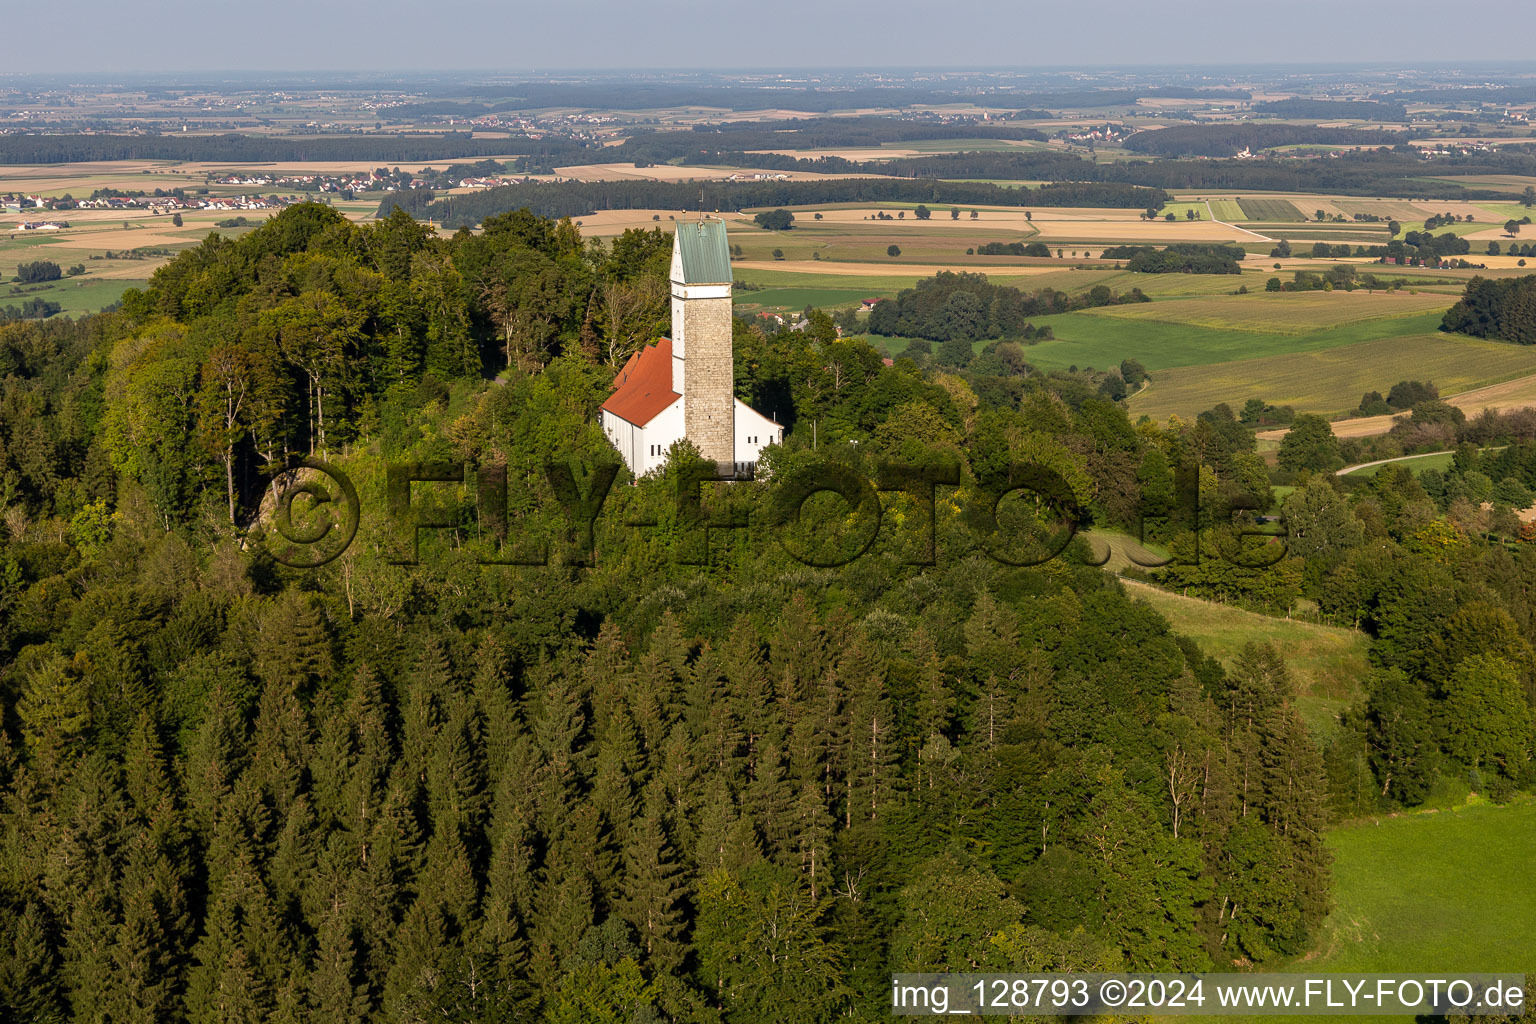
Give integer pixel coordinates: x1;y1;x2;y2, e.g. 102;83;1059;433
0;204;1534;1022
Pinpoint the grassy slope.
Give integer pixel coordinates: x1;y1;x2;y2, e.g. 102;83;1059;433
1119;578;1367;739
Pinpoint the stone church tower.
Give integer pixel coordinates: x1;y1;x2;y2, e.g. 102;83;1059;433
670;218;735;464
599;217;781;478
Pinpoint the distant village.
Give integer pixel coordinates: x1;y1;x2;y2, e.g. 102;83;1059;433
2;190;300;215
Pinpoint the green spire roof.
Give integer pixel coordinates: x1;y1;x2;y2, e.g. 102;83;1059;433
674;217;732;285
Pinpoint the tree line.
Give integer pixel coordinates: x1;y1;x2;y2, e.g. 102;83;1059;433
685;146;1534;201
1441;274;1536;344
1099;244;1244;274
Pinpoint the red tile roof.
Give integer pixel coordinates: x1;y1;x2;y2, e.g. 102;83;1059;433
601;338;679;427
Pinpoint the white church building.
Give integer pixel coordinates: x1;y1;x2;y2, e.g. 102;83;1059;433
600;217;782;477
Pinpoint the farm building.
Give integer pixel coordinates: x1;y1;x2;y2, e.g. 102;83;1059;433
600;217;781;478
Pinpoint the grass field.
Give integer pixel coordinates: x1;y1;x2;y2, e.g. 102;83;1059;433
1238;197;1305;221
1085;291;1451;335
2;276;149;315
1129;331;1536;420
1160;202;1212;221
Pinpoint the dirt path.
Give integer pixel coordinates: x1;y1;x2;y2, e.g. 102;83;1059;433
1335;450;1451;476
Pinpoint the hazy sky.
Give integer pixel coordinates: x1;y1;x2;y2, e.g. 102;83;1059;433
7;0;1535;74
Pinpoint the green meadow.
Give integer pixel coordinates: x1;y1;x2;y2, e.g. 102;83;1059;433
1307;800;1536;975
1010;308;1449;374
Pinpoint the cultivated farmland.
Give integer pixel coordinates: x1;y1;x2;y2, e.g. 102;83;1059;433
1237;197;1305;221
1127;332;1536;420
1207;199;1247;221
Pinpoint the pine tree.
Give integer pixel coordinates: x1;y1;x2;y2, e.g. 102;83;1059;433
382;896;454;1021
61;885;116;1024
478;778;535;1008
253;591;334;693
105;831;183;1024
582;621;633;738
308;899;372;1024
770;594;826;713
840;631;898;826
420;828;480;937
1221;643;1290;818
204;947;268;1024
590;704;642;847
185;856;282;1024
18;652;90;760
0;899;65;1024
471;634;523;781
721;616;779;773
183;684;248;841
909;625;952;752
247;673;313;820
400;639;451;787
425;693;486;847
687;644;745;781
340;663;393;843
793;781;834;901
692;774;759;876
745;737;793;860
617;783;686;973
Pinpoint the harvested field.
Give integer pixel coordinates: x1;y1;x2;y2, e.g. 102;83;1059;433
550;163;872;182
1465;226;1535;241
1333;200;1429;221
1027;219;1262;242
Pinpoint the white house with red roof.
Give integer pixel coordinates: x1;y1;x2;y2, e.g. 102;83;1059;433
600;218;782;477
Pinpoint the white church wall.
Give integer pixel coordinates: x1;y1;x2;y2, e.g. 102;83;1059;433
734;398;783;468
637;398;685;476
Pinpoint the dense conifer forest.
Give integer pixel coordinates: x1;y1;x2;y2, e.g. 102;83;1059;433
1;204;1534;1021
